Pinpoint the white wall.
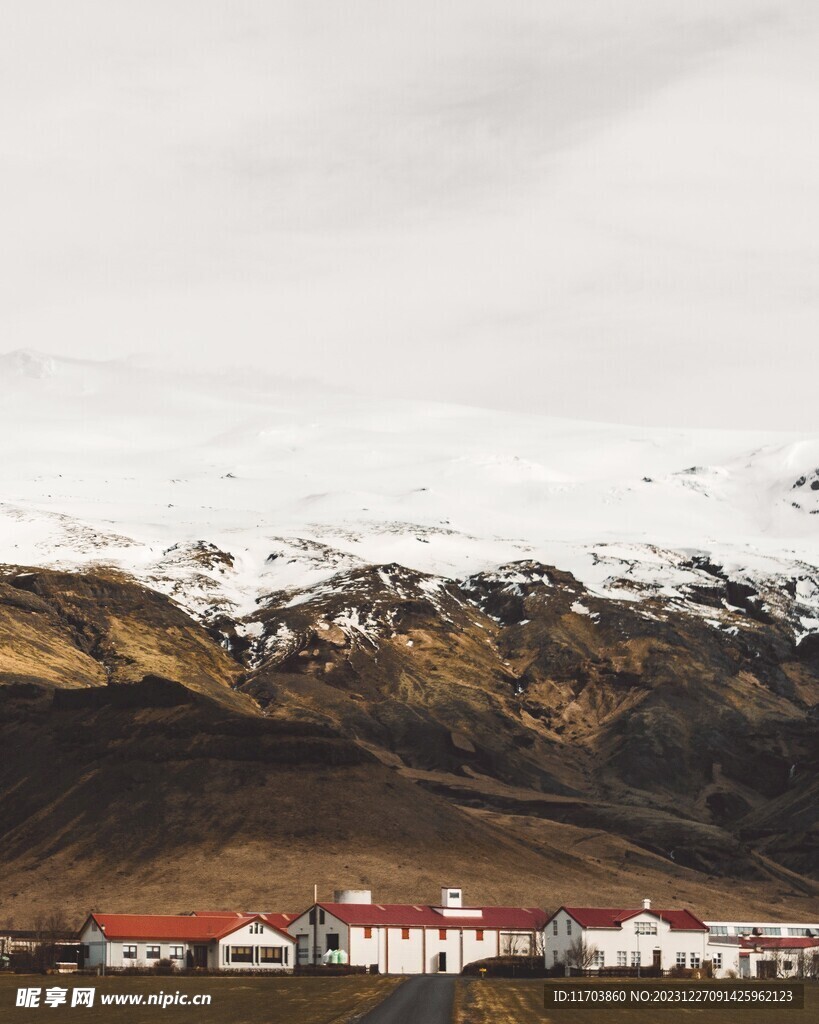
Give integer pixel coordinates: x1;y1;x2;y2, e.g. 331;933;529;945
288;909;536;973
215;920;294;971
77;922;192;970
705;921;819;937
289;908;350;966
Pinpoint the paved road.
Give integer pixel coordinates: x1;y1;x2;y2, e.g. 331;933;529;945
358;976;455;1024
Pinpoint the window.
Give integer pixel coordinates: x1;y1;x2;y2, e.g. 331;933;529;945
617;951;627;967
449;891;459;900
553;920;558;935
760;928;780;936
635;922;658;935
260;947;283;963
170;947;183;961
308;909;316;924
123;946;137;960
789;928;809;936
709;926;728;935
146;946;160;960
676;953;686;968
553;951;559;965
630;952;641;967
783;961;793;972
326;934;340;951
690;954;701;969
364;928;372;939
319;911;325;925
81;945;90;959
230;946;253;964
439;929;446;941
712;953;722;970
566;920;572;936
591;951;604;968
401;928;410;940
249;922;264;935
476;930;484;941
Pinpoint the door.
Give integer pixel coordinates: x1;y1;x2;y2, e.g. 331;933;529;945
652;949;661;975
193;945;208;969
438;951;447;973
297;935;309;964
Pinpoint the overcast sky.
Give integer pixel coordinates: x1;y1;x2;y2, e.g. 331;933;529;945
1;1;817;428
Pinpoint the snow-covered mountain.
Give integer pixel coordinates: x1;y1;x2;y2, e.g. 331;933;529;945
2;349;818;921
2;348;818;637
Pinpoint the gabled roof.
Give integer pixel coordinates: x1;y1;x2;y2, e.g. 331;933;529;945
739;936;819;950
261;913;298;934
550;906;707;932
81;913;293;943
308;903;547;930
189;913;296;937
190;911;297;937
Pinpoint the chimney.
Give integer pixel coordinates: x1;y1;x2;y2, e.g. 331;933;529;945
441;886;463;909
642;898;651;910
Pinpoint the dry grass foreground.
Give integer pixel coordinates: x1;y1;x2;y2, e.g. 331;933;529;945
0;975;402;1024
453;978;818;1024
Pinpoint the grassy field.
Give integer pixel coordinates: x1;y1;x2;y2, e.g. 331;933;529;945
454;978;819;1023
0;975;403;1024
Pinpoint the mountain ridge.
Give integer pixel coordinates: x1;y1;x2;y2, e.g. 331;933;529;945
0;352;817;926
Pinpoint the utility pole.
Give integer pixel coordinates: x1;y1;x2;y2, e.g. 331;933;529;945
312;885;318;966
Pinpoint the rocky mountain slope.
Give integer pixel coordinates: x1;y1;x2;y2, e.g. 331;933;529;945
0;560;816;927
0;351;817;926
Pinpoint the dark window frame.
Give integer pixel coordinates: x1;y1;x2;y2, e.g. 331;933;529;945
260;946;283;963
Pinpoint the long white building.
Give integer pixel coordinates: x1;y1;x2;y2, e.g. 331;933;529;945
705;920;819;939
288;887;547;974
704;920;819;978
77;913;296;971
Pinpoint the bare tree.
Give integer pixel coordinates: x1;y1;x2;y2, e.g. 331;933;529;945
566;937;601;971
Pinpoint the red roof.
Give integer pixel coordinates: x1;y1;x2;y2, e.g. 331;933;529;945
739;937;819;950
553;907;707;932
191;911;297;937
261;913;298;935
84;913;292;943
311;903;547;930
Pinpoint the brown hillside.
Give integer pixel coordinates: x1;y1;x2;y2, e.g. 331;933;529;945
0;563;816;928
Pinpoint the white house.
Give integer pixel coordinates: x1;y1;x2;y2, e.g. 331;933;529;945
706;934;819;980
77;913;295;971
288;886;547;974
545;900;709;974
731;937;819;978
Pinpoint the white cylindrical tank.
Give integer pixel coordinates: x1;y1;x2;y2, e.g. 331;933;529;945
333;890;372;904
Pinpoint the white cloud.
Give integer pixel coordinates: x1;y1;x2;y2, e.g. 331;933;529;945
0;0;816;428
